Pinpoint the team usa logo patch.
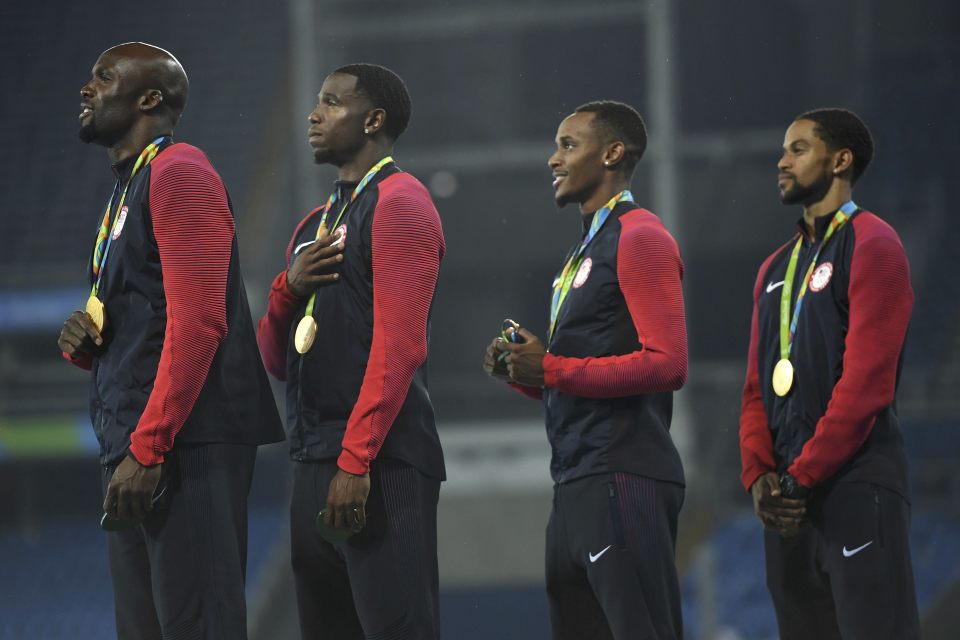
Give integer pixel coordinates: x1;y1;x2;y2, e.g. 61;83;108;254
809;262;833;292
111;206;128;240
573;257;592;288
335;223;347;246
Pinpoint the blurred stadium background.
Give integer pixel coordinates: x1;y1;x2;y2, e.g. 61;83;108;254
1;0;958;638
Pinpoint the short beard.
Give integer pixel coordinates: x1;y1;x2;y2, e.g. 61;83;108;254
312;146;333;165
78;123;96;144
779;172;832;206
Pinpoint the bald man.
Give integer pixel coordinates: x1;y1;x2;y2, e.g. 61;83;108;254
58;43;283;639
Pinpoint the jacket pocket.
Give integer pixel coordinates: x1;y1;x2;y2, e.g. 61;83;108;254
608;481;627;549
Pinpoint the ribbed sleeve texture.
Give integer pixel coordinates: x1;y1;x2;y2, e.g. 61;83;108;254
337;175;444;474
257;270;299;380
739;248;783;492
787;214;913;487
128;145;233;465
542;209;688;398
257;206;324;380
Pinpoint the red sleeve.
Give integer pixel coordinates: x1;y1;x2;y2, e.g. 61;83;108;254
509;382;543;400
256;206;323;381
127;146;233;466
739;251;781;492
62;351;92;370
788;214;913;487
256;271;299;380
541;209;687;398
337;175;445;474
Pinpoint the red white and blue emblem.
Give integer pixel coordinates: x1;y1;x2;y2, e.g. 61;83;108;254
809;262;833;292
573;257;592;288
111;206;129;240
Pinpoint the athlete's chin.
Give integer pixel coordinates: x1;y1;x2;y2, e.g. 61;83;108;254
78;123;97;144
779;187;802;205
554;190;574;208
312;148;333;165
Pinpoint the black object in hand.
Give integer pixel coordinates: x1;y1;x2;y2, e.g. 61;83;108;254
501;318;525;344
779;473;809;499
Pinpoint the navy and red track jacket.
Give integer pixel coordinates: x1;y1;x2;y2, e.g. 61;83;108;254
517;201;688;485
739;208;913;497
257;163;446;480
65;140;284;467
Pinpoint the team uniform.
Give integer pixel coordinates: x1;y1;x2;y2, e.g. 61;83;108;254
257;161;445;639
739;206;920;639
64;139;285;639
518;197;688;639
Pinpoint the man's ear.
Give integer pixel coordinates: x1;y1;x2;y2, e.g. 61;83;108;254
832;148;854;177
140;89;163;113
602;141;625;168
363;108;386;135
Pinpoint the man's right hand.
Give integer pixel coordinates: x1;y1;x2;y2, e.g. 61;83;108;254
482;337;512;382
286;226;346;298
58;310;103;358
751;472;806;537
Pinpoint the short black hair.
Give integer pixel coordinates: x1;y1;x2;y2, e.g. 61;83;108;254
334;63;412;141
795;108;874;183
574;100;648;174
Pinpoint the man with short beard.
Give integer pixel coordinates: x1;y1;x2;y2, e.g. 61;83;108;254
257;64;445;639
739;109;920;639
58;42;283;639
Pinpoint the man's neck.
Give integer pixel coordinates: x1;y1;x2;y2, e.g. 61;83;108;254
108;123;170;165
802;182;853;237
579;179;631;218
338;142;393;182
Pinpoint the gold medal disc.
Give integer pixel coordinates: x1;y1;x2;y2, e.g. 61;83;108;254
85;295;107;333
294;316;318;354
772;358;794;397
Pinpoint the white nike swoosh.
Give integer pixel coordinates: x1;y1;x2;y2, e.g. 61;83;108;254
293;239;317;255
588;545;612;563
766;281;785;293
842;540;873;557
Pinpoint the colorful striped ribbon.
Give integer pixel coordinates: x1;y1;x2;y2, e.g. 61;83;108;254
90;136;167;298
779;200;857;360
301;156;394;322
549;190;634;338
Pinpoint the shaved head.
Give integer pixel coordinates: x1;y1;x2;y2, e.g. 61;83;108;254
79;42;189;159
102;42;189;123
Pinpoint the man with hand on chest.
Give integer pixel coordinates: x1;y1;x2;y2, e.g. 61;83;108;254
257;63;445;639
483;101;688;640
58;42;284;639
739;108;920;639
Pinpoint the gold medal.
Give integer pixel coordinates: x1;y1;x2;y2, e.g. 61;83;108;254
294;316;318;354
85;295;106;332
772;358;794;397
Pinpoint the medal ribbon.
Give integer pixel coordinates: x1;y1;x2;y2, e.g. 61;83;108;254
779;200;857;360
90;136;167;298
302;156;394;319
548;190;633;338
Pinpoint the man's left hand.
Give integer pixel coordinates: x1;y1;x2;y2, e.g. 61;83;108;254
501;327;546;387
103;454;162;521
324;468;371;532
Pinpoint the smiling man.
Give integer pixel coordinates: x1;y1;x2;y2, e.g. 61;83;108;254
58;42;284;639
739;108;920;639
257;64;445;639
483;101;688;640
